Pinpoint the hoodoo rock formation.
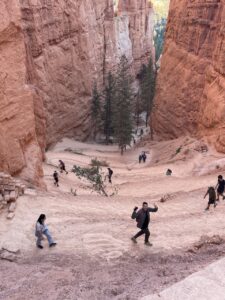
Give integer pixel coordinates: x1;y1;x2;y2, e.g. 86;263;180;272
0;0;154;184
153;0;225;152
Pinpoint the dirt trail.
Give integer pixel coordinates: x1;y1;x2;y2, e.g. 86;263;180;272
1;137;225;300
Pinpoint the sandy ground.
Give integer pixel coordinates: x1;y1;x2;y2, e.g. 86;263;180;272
142;257;225;300
1;136;225;300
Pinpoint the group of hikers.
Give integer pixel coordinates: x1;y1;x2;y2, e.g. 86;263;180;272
53;160;68;187
139;151;147;163
35;201;158;249
204;175;225;211
34;157;225;249
53;160;114;187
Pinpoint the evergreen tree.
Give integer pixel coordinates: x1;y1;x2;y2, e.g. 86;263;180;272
91;82;101;140
154;18;166;62
139;57;156;133
113;55;133;154
102;72;115;144
135;90;141;129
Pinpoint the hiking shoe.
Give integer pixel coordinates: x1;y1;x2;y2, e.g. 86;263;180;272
145;242;153;247
131;237;137;243
49;242;57;247
37;245;43;249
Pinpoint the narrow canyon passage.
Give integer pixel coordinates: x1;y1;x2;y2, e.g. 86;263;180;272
1;0;225;299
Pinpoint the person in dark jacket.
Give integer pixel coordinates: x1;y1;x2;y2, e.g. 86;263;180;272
204;186;217;211
215;175;225;201
59;160;68;174
131;202;158;246
53;171;59;187
142;152;147;163
107;168;113;183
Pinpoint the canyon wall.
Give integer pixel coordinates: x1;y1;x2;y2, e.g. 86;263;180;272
0;0;154;183
153;0;225;151
0;0;45;186
20;0;154;146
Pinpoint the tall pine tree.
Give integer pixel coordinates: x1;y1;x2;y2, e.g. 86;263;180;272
91;82;101;140
113;55;133;154
139;57;156;136
102;72;115;144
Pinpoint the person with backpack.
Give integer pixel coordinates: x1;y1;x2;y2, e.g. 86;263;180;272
204;186;217;211
35;214;57;249
131;202;158;246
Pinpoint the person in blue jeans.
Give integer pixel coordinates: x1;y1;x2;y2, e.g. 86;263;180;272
35;214;57;249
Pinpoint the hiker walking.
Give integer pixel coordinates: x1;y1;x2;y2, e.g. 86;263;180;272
142;152;147;163
139;154;143;163
166;169;172;176
59;160;68;174
35;214;57;249
131;202;158;246
107;168;113;183
204;186;217;211
53;171;59;187
215;175;225;201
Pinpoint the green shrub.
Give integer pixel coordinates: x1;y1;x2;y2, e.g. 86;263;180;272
90;158;109;167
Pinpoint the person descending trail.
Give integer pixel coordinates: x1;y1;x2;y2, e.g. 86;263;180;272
107;168;113;184
53;171;59;187
139;154;143;163
215;175;225;201
131;202;158;246
35;214;57;249
142;152;147;163
204;187;217;211
59;160;68;174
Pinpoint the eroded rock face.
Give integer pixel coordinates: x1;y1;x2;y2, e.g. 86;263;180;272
20;0;154;146
0;0;45;186
0;0;154;183
153;0;225;152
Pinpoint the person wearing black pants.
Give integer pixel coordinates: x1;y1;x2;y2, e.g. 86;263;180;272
131;202;158;246
107;168;113;183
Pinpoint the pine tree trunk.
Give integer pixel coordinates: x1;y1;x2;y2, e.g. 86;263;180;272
120;146;124;155
149;117;154;141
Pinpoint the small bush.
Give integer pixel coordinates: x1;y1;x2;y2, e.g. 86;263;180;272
175;146;182;155
72;165;108;196
90;158;109;167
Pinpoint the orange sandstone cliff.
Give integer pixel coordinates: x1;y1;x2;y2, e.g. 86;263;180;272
153;0;225;151
0;0;154;184
0;0;45;186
